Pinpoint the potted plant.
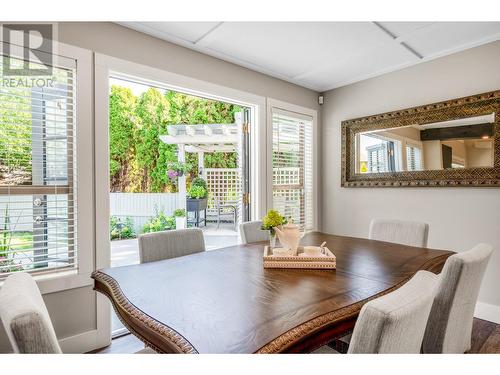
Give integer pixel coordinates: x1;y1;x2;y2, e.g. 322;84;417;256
167;161;192;181
186;177;209;226
261;209;288;248
173;208;187;230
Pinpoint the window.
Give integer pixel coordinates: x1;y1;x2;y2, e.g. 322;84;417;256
406;144;423;171
0;53;77;278
271;108;313;231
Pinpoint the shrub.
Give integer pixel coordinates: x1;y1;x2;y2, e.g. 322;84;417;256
110;216;136;240
191;176;207;191
173;209;186;217
141;211;176;233
187;185;207;199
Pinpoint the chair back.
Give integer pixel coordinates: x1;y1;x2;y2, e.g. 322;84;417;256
139;228;205;264
348;270;437;353
422;243;493;353
369;219;429;248
0;273;62;353
239;221;269;244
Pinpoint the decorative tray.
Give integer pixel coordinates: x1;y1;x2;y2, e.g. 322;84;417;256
263;246;336;269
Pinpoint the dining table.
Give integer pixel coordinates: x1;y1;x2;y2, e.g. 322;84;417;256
91;232;454;353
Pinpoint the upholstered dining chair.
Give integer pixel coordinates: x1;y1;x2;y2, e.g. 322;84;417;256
315;270;438;354
347;270;438;353
0;272;62;353
0;272;157;354
239;220;269;244
369;219;429;248
422;243;493;353
138;228;206;264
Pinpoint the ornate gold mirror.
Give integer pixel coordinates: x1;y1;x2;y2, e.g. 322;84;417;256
342;90;500;187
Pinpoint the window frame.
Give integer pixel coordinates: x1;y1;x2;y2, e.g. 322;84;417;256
0;40;93;294
266;98;318;232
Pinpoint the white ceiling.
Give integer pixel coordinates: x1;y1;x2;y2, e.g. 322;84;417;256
118;22;500;92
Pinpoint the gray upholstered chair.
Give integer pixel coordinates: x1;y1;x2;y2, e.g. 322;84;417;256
0;272;62;353
315;270;438;354
0;273;158;354
347;270;438;353
138;228;205;264
239;220;269;244
369;219;429;248
422;243;493;353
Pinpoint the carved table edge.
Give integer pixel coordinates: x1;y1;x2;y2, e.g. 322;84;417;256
92;251;453;354
256;251;454;354
91;270;198;354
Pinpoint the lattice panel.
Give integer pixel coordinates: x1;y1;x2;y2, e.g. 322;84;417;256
273;167;300;185
273;189;303;225
204;168;242;216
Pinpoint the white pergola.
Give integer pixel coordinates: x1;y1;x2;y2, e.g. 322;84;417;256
159;113;242;210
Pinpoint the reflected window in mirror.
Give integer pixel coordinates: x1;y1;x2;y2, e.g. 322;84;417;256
355;113;494;174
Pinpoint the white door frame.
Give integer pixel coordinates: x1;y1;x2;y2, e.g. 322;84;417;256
94;53;267;339
266;98;319;231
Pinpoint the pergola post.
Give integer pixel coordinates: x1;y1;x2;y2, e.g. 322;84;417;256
178;144;187;210
198;151;204;177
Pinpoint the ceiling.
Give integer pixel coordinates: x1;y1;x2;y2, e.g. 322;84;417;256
119;22;500;92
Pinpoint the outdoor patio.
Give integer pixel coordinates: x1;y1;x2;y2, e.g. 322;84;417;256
111;222;240;268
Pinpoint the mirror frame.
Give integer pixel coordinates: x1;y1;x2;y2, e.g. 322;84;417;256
341;90;500;187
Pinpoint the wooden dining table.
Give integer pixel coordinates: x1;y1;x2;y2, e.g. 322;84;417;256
91;232;454;354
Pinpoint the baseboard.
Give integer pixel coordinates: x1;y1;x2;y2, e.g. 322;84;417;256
474;301;500;324
59;329;111;353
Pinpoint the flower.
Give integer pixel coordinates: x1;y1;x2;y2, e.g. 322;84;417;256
167;169;178;179
261;209;287;234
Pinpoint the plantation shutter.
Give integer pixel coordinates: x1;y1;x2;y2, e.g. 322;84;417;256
368;144;388;172
272;108;313;231
0;52;77;278
406;144;422;171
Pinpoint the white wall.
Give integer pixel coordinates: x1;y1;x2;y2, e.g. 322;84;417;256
321;41;500;321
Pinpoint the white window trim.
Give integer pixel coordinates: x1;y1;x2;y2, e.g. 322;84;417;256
0;40;94;295
266;98;319;232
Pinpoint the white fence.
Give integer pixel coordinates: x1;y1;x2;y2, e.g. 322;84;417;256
110;193;179;233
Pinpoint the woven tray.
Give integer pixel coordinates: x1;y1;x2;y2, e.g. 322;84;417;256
263;246;336;269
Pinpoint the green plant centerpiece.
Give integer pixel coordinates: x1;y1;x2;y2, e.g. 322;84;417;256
261;209;287;248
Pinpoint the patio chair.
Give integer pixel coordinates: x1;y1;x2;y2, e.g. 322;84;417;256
215;197;237;231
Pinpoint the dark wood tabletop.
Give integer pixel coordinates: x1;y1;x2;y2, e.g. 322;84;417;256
92;232;454;354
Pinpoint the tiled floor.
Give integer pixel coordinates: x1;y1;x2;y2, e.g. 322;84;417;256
93;318;500;354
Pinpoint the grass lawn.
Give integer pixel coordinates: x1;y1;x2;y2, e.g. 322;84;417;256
1;231;33;255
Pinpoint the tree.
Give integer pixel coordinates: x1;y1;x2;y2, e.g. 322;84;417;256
108;85;243;193
0;84;32;185
135;88;175;192
109;85;139;191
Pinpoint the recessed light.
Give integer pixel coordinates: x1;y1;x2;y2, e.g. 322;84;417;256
482;135;489;139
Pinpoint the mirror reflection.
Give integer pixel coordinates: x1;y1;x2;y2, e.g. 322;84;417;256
356;113;495;174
